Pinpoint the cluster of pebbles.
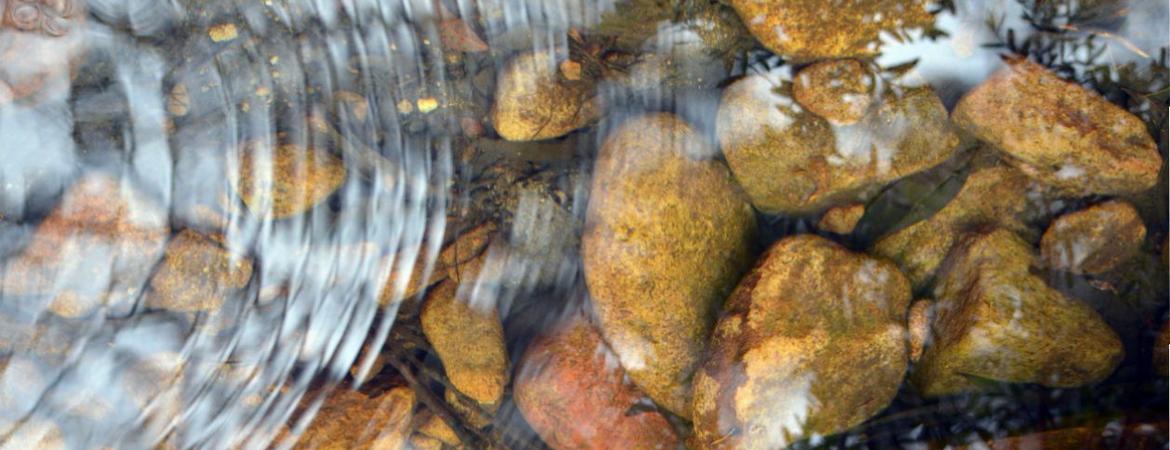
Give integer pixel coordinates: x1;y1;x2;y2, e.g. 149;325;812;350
0;0;1166;449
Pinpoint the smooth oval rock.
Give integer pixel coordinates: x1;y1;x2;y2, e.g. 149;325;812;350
717;68;958;215
232;142;347;218
952;58;1162;195
146;229;253;312
912;228;1124;397
420;274;509;409
514;315;680;450
583;113;757;418
726;0;935;61
692;234;911;449
490;50;599;141
873;165;1036;290
1040;201;1146;275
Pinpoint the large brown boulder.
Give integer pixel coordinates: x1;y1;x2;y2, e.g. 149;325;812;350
583;113;757;418
952;58;1161;195
692;234;911;449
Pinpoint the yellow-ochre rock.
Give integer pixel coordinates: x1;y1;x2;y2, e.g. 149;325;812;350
911;229;1123;397
873;165;1036;290
583;113;757;419
952;58;1161;195
1040;200;1146;275
490;50;599;141
726;0;935;61
420;272;509;409
232;142;346;218
692;234;911;449
717;67;958;215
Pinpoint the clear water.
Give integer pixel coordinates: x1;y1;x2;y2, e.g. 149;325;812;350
0;0;1165;449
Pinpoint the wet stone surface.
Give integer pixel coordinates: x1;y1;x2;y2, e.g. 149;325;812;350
912;228;1123;397
953;58;1163;196
692;234;911;449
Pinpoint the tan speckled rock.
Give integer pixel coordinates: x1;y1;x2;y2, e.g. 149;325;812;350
912;229;1123;397
692;234;911;449
413;411;461;447
514;316;680;450
907;299;933;363
232;143;346;218
583;113;757;418
793;59;875;125
818;203;866;235
490;50;599;141
952;59;1162;195
146;230;252;312
727;0;934;61
420;277;509;409
1040;201;1146;275
0;173;169;317
873;166;1035;290
379;222;495;305
717;68;958;215
295;387;414;450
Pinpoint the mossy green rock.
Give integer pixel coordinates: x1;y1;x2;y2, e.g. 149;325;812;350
953;58;1162;195
717;68;958;215
912;228;1123;397
692;235;911;449
873;165;1036;290
726;0;935;62
583;113;757;419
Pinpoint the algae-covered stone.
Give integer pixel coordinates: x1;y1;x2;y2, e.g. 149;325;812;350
952;58;1161;195
717;68;958;215
1040;201;1146;275
873;166;1035;289
490;50;599;141
146;230;253;312
793;59;875;125
412;410;461;447
583;113;757;418
514;316;680;450
818;203;866;235
0;173;169;317
232;142;347;218
420;277;509;409
726;0;934;61
912;229;1123;397
692;234;911;449
295;387;414;450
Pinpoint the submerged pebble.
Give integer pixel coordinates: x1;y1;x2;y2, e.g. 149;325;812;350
717;68;958;215
912;229;1123;397
1040;200;1146;275
952;58;1162;195
514;315;680;450
693;234;911;449
583;113;757;419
